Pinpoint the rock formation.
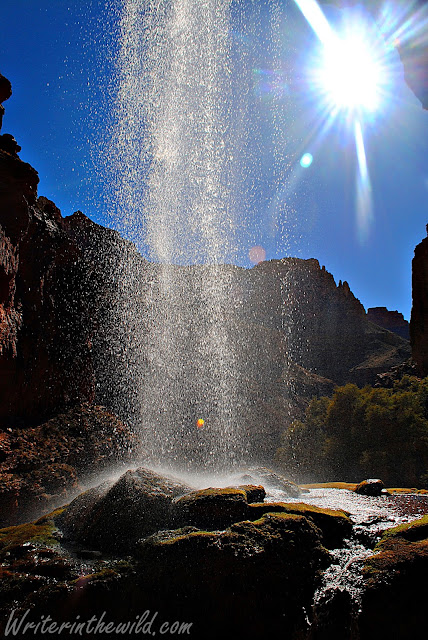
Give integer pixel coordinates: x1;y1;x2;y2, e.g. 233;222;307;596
0;467;353;640
411;233;428;376
367;307;410;340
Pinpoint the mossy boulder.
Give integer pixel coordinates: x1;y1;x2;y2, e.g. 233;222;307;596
236;483;266;503
359;516;428;639
58;467;192;553
136;512;331;638
355;478;385;496
247;501;352;548
375;514;428;545
173;486;251;530
0;505;333;640
236;467;301;497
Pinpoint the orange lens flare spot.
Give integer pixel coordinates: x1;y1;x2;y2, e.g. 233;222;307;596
196;418;205;428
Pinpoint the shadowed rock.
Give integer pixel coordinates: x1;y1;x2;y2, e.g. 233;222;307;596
355;479;385;496
59;467;193;553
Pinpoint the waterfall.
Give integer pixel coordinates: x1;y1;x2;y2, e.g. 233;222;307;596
106;0;291;469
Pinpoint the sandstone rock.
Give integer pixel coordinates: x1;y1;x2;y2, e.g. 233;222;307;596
355;479;385;496
367;307;410;340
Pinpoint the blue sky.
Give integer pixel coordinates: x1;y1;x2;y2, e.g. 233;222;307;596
1;0;427;320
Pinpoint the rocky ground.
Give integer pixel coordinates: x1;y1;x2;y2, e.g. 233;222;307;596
0;466;427;640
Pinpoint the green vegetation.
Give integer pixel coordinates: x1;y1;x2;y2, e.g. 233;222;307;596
275;376;428;487
0;508;64;557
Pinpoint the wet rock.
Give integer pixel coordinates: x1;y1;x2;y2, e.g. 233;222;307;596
310;588;356;640
236;483;266;503
173;486;251;530
375;514;428;545
359;516;428;639
237;466;302;497
0;504;333;640
137;512;331;639
247;501;353;549
59;467;192;553
355;479;385;496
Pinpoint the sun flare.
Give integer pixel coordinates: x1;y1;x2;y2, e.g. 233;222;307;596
319;36;383;112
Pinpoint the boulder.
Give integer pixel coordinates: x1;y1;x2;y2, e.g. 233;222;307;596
359;516;428;639
355;479;385;496
0;505;333;640
59;467;192;553
136;512;331;638
247;501;353;549
235;467;302;497
173;486;254;530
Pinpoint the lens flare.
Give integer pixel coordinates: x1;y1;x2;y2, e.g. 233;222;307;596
300;152;313;168
249;245;266;264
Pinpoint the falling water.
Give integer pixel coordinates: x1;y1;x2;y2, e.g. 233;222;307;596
106;0;294;469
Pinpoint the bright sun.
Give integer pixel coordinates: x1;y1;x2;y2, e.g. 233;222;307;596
319;36;383;112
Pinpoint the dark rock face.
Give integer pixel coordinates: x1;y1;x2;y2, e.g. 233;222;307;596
0;403;138;528
411;234;428;376
367;307;410;340
0;149;95;424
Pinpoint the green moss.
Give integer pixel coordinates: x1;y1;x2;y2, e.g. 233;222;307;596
247;501;352;549
176;487;248;502
387;488;428;494
280;502;351;519
375;515;428;549
0;507;64;557
363;538;428;583
72;568;119;586
248;501;351;525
